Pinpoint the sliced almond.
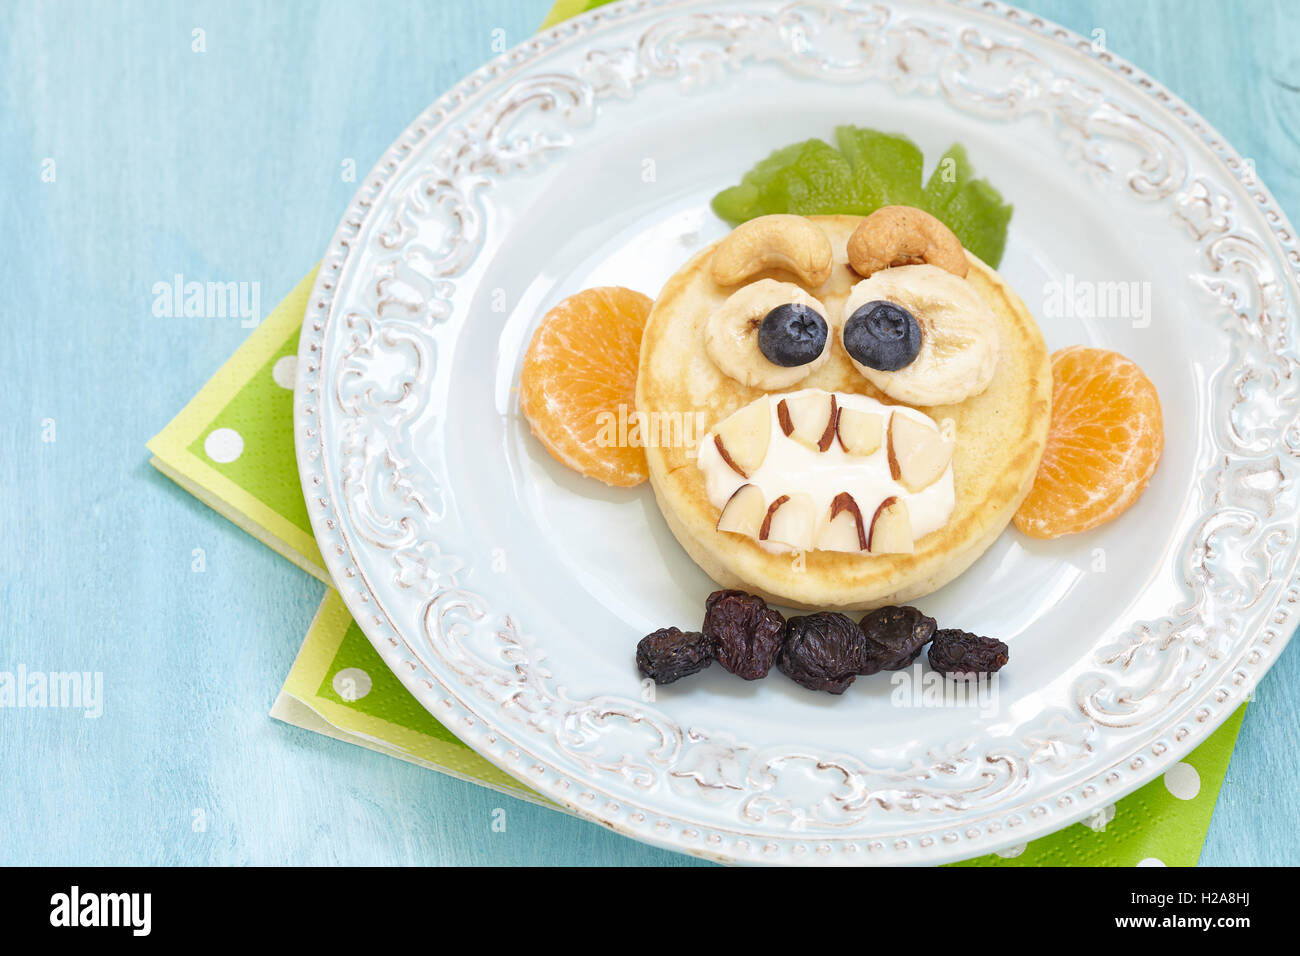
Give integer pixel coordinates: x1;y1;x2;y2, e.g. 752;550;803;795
713;399;772;478
867;496;913;554
777;392;837;452
716;484;766;538
815;492;867;552
759;492;815;550
887;413;954;492
836;406;883;456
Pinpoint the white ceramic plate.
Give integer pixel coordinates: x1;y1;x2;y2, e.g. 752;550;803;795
295;0;1300;865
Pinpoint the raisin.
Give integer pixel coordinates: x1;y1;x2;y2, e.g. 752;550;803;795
859;605;938;672
928;629;1009;677
702;589;786;680
777;613;866;694
636;627;714;685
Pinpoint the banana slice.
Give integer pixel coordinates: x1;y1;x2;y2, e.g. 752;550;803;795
705;279;830;390
841;264;998;407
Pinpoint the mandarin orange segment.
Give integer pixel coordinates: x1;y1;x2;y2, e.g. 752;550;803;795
519;286;654;487
1013;346;1163;539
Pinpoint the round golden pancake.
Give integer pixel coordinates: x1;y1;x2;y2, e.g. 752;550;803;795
636;215;1051;611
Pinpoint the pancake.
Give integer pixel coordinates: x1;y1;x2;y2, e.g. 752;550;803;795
636;215;1051;611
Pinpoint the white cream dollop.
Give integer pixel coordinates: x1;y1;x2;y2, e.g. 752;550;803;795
698;389;955;552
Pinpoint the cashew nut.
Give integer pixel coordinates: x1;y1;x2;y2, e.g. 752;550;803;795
846;206;968;279
710;214;834;289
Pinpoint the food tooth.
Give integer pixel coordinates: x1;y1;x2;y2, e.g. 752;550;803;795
716;484;766;537
712;399;772;478
868;496;913;554
777;392;837;452
836;406;884;456
887;413;954;492
815;492;868;552
760;493;816;550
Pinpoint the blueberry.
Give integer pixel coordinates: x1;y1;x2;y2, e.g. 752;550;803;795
843;300;922;371
757;303;828;368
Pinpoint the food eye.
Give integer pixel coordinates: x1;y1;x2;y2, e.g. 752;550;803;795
704;279;831;390
757;303;829;368
843;300;922;372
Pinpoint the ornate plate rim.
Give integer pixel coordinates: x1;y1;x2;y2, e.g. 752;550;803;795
294;0;1300;865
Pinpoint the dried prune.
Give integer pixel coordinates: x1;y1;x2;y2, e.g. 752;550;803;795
636;627;714;685
703;589;786;680
859;605;938;672
777;613;866;694
928;629;1009;677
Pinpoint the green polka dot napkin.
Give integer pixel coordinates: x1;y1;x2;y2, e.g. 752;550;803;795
146;0;1246;866
150;271;322;581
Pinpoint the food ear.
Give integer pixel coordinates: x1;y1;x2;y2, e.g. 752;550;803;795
710;214;834;289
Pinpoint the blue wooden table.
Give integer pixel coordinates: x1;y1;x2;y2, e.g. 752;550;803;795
1;0;1296;866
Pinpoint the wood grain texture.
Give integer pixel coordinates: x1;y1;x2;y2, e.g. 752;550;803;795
0;0;1295;866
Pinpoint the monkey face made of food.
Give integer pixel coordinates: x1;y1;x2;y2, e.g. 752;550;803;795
634;208;1052;611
